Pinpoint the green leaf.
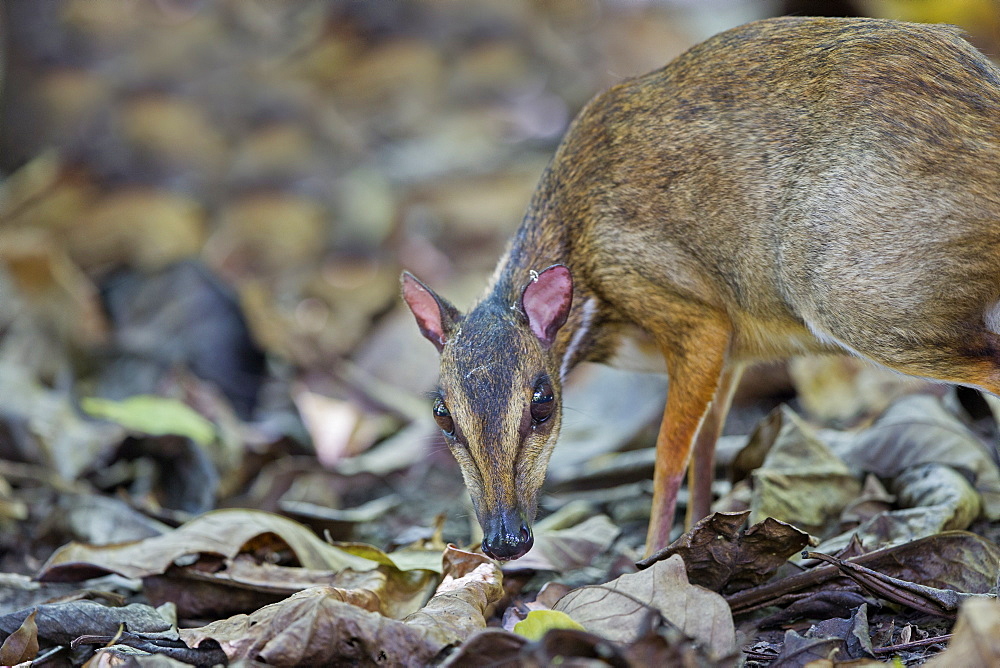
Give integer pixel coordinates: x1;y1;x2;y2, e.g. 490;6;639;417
81;395;216;446
513;610;584;640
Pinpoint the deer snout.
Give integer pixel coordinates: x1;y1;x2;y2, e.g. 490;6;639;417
481;509;533;561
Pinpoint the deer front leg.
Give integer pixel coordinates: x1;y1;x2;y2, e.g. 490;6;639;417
645;318;731;557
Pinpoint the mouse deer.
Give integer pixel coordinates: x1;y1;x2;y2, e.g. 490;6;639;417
403;16;1000;560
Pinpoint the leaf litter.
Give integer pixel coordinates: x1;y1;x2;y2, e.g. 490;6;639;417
2;1;1000;666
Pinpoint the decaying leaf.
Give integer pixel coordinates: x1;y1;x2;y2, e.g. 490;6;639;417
555;553;736;658
181;588;403;665
444;627;630;668
401;547;505;649
746;406;862;535
447;621;731;668
76;629;228;667
51;493;171;546
892;462;981;529
637;510;812;594
842;394;1000;519
0;601;175;648
756;590;877;629
335;540;445;574
815;463;983;557
839;474;895;526
807;603;876;660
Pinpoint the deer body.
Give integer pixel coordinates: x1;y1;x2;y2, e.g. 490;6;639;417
403;16;1000;560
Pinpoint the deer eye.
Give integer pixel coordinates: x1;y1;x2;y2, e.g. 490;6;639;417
530;376;554;424
432;395;455;434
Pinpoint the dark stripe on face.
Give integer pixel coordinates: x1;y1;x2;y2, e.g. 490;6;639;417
442;302;546;513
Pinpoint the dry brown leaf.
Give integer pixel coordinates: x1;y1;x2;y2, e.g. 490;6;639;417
555;553;736;658
0;609;38;665
839;474;895;526
770;630;843;667
0;154;98;230
892;463;981;529
37;508;381;582
814;464;983;557
143;555;438;620
181;546;502;666
446;622;731;668
89;647;203;667
0;228;109;347
555;586;656;645
180;587;403;665
230;121;318;179
401;546;504;645
35;68;109;133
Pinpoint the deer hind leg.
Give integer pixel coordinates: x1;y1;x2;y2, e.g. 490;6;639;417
686;363;743;526
645;314;732;558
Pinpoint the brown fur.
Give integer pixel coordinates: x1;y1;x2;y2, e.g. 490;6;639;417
404;16;1000;559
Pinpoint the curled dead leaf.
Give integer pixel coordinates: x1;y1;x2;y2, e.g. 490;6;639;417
637;510;812;594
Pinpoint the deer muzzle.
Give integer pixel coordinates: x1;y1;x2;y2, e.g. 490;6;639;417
480;506;533;561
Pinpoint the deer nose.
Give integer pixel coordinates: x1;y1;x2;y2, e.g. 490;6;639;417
481;511;533;561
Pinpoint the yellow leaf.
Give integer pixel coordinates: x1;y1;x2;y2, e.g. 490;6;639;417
513;610;584;641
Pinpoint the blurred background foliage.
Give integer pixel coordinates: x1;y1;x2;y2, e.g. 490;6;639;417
2;0;998;387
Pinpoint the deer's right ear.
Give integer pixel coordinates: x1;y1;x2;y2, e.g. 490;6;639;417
401;272;460;353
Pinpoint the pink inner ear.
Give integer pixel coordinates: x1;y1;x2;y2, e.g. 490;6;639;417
402;273;447;350
522;265;573;345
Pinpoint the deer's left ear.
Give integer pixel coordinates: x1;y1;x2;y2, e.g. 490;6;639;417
520;264;573;347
